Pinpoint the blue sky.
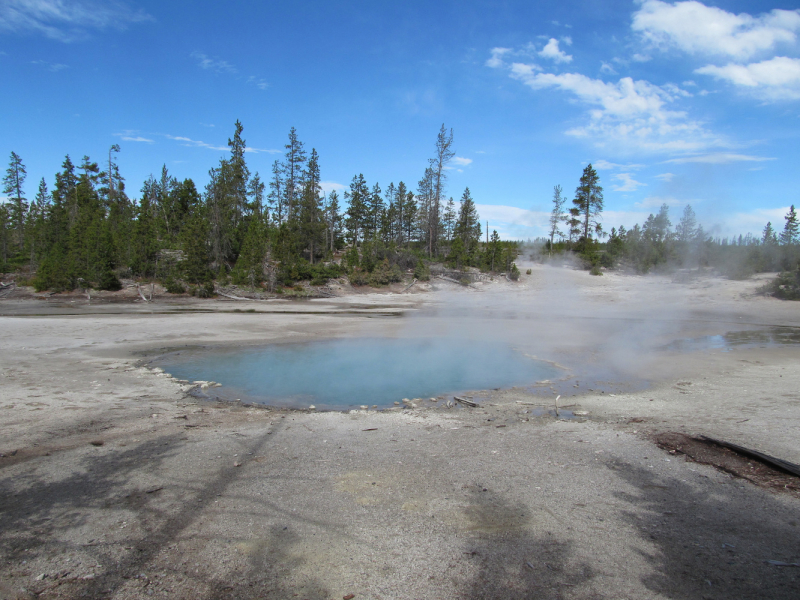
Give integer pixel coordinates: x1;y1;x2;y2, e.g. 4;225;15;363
2;0;800;239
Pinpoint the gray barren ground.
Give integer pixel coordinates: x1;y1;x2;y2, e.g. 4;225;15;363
0;264;798;600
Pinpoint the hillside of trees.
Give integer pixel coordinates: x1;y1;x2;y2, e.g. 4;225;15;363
0;123;520;295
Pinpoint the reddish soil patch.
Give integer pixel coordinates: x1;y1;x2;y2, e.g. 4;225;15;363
654;432;800;498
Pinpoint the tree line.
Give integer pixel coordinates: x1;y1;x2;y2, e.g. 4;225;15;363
543;163;800;281
0;122;520;293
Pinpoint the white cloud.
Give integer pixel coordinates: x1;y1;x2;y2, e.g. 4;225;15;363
31;59;68;71
452;156;473;167
164;134;228;152
600;61;617;75
612;173;646;192
634;195;686;209
655;172;674;181
695;56;800;100
0;0;152;42
632;1;800;61
539;38;572;63
247;76;269;90
664;153;775;164
320;181;347;195
191;51;237;74
245;147;281;154
476;203;550;239
594;159;645;170
632;53;652;62
506;64;723;153
719;206;791;237
120;136;152;143
662;82;692;97
486;47;512;69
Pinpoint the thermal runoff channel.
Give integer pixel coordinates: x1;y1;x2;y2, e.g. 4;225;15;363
161;338;560;409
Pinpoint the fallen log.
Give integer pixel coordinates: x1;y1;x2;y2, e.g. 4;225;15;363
136;285;151;303
453;396;478;408
699;435;800;477
401;278;418;293
215;289;250;301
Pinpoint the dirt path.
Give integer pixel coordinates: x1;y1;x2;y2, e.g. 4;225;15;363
1;265;798;599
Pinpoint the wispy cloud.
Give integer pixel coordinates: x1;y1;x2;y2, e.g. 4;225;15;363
633;2;800;101
632;1;800;61
611;172;646;192
0;0;152;42
634;195;687;209
120;135;152;143
695;56;800;100
452;156;473;167
164;134;279;154
505;62;723;153
594;159;645;170
191;51;237;74
320;181;347;194
247;76;269;90
165;134;228;152
30;59;67;71
655;172;674;181
664;153;775;164
245;147;281;154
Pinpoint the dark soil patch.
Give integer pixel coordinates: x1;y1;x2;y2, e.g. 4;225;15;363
654;432;800;498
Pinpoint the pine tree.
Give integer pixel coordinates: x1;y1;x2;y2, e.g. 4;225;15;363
427;124;455;257
231;215;267;286
249;172;265;219
548;184;565;256
454;187;481;256
762;222;777;245
780;205;799;245
3;151;27;251
227;120;250;231
345;174;369;245
282;127;307;221
570;164;604;241
442;197;456;242
324;190;342;253
180;203;212;284
297;148;325;263
676;205;698;243
365;182;383;240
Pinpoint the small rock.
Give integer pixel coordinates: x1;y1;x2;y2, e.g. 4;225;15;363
309;405;316;410
234;462;242;467
89;440;104;447
35;574;47;581
360;405;368;410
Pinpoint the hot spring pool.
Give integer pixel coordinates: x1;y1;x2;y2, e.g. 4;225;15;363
158;337;561;410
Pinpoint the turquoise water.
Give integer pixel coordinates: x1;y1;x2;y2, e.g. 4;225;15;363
159;338;560;410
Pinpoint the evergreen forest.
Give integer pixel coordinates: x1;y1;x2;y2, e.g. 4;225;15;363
0;123;516;295
2;123;799;299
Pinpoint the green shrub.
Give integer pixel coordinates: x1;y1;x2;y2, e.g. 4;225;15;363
760;268;800;300
96;270;123;291
509;263;521;281
589;265;603;276
164;278;186;294
369;259;403;286
349;267;370;286
192;281;215;298
413;261;431;281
